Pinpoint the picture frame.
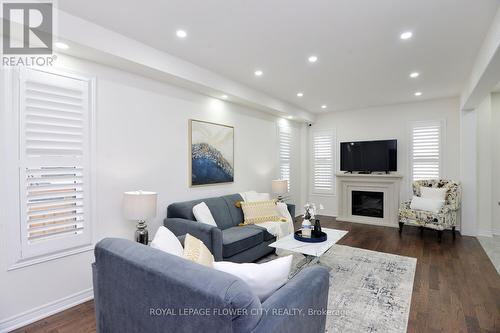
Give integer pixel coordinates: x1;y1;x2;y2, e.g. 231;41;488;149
188;119;234;187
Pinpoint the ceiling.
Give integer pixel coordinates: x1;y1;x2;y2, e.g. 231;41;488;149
58;0;499;113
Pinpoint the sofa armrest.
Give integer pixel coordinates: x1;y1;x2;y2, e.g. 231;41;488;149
286;203;296;218
252;265;330;333
164;218;223;261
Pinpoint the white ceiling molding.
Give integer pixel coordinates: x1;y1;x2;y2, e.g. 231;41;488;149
55;10;315;122
461;7;500;111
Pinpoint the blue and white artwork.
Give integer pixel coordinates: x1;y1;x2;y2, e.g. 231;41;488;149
190;120;234;186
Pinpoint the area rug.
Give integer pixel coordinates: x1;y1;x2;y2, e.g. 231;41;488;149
262;245;417;333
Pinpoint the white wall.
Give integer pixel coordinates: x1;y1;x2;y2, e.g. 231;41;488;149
308;98;461;217
476;92;500;236
459;109;478;236
0;55;305;329
492;93;500;235
476;95;494;236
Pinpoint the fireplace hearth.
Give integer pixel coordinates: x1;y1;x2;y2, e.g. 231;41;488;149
352;191;384;218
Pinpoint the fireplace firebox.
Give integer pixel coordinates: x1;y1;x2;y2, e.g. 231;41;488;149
352;191;384;218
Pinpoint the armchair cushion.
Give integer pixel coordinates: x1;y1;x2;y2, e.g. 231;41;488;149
413;179;461;210
410;196;444;213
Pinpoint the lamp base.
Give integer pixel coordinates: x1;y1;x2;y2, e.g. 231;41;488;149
135;220;149;245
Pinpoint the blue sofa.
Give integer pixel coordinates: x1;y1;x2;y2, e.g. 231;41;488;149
92;238;329;333
164;194;296;262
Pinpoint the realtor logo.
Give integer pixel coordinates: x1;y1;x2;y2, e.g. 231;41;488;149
2;2;53;54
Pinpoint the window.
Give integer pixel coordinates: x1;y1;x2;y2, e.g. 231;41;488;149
278;124;291;191
410;121;443;181
17;68;94;260
312;130;335;194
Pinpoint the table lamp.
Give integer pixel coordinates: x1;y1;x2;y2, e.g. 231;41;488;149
272;179;289;202
123;191;157;244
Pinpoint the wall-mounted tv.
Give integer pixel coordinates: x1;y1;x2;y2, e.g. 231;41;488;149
340;139;397;173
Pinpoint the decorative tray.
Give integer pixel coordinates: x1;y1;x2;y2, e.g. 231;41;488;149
294;230;327;243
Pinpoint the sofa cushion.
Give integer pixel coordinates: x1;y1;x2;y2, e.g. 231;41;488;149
221;194;245;227
183;234;214;267
246;224;275;241
213;255;293;301
167;194;244;230
167;197;233;230
222;226;264;258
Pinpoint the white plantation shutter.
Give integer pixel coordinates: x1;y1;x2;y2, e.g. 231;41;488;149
312;130;335;194
18;68;93;259
278;124;291;191
411;121;442;181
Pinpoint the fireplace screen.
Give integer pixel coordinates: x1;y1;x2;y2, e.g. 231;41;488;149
352;191;384;218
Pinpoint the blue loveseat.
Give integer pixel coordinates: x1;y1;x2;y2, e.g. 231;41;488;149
164;194;296;262
92;238;329;333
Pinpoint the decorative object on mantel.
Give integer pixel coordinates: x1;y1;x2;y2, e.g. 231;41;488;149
123;191;157;244
399;179;461;243
189;119;234;186
271;179;288;202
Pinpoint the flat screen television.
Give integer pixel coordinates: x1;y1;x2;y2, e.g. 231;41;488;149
340;139;397;173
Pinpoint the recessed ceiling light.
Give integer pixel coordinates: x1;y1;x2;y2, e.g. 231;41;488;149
254;70;263;76
321;105;327;109
54;41;69;50
176;30;187;38
296;92;304;97
287;115;294;119
400;31;413;40
410;72;420;78
220;94;228;100
414;91;422;96
308;55;318;63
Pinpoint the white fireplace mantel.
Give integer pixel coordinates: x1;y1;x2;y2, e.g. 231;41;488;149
336;172;404;228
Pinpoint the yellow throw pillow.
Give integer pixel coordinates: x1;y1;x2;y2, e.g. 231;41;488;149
240;200;285;225
182;234;214;267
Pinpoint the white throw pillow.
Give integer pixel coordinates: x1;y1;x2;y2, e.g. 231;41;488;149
245;192;271;202
150;226;184;257
212;255;293;301
239;191;257;202
410;196;445;214
420;187;447;201
276;202;293;223
193;202;217;227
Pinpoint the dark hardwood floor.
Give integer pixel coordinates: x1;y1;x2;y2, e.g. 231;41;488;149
13;217;500;333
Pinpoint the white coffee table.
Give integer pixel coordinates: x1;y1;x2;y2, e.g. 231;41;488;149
269;228;348;272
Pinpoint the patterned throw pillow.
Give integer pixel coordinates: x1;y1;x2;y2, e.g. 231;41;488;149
182;234;214;267
240;200;285;224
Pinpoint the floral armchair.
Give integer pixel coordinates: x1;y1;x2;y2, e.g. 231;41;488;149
399;179;461;242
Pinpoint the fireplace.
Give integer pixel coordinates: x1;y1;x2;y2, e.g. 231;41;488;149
352;191;384;218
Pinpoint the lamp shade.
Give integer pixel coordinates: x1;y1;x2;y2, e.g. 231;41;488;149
123;191;157;220
272;180;288;194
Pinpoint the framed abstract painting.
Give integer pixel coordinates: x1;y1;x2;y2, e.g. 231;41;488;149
189;119;234;186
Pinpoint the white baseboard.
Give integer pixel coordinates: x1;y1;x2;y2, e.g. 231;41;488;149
0;288;93;333
477;229;493;237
